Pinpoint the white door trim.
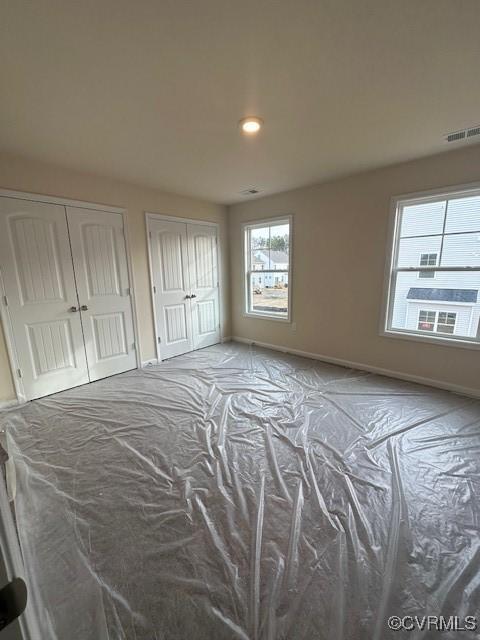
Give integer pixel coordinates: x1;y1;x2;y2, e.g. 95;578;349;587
145;212;224;361
0;189;141;403
0;268;26;403
0;188;125;214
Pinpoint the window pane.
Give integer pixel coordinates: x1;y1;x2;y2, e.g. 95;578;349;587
438;312;456;325
444;196;480;233
269;224;290;254
441;233;480;267
249;223;290;270
250;226;270;249
437;324;455;334
249;271;288;317
397;237;442;268
390;270;480;339
400;201;446;237
418;320;435;331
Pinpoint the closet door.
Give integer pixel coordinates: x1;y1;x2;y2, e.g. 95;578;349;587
66;207;137;381
187;224;220;350
149;219;193;359
0;197;89;400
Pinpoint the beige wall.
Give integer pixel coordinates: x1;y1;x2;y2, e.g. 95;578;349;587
228;144;480;394
0;152;229;402
2;145;479;402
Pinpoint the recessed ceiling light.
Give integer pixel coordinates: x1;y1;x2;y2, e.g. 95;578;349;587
239;116;263;135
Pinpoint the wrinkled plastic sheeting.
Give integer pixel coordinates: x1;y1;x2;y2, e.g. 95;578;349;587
1;343;480;640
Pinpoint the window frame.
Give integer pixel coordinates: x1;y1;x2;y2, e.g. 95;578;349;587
381;182;480;350
242;215;293;322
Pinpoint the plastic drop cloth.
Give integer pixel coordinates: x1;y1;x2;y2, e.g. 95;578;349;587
1;343;480;640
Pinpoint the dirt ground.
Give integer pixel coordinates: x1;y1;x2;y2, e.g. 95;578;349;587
252;287;288;311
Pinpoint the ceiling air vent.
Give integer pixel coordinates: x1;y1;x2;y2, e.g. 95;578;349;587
240;188;260;196
445;125;480;144
467;126;480;138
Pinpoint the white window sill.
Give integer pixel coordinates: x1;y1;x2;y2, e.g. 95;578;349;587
243;311;291;323
381;328;480;351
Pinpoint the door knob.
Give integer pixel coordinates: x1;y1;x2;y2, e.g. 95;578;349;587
185;294;191;299
190;294;197;299
0;577;27;631
80;305;88;311
69;306;78;312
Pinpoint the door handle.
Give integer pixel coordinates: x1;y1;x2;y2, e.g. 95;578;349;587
190;294;197;299
80;305;88;311
69;306;78;312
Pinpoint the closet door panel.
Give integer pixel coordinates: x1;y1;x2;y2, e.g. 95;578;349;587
149;219;193;359
187;224;220;350
0;197;89;400
66;207;137;381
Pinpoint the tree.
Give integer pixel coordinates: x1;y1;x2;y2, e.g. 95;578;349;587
270;235;288;252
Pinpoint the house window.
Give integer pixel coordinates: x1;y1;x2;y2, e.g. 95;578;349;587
417;310;436;331
383;185;480;347
244;216;292;320
437;312;456;334
418;252;437;279
417;310;456;334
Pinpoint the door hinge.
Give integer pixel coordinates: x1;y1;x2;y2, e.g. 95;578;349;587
153;285;156;294
149;231;152;239
157;336;161;344
2;295;7;306
17;368;22;379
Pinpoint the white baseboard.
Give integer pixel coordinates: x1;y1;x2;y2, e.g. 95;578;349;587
141;358;159;367
231;336;480;399
0;399;19;411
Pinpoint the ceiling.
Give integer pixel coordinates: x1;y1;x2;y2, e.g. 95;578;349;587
1;0;479;204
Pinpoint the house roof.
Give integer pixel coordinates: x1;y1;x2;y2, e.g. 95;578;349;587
255;249;289;264
407;288;478;303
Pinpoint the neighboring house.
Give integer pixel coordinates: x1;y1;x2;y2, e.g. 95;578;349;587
251;249;289;288
392;213;480;338
405;288;479;337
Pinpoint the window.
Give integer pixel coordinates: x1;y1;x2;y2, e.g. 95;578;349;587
437;311;456;334
418;252;438;278
418;310;436;331
417;310;456;334
244;217;292;320
384;185;480;347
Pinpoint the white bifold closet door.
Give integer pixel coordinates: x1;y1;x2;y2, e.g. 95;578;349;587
0;198;90;399
66;207;137;382
0;197;136;400
149;218;220;360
